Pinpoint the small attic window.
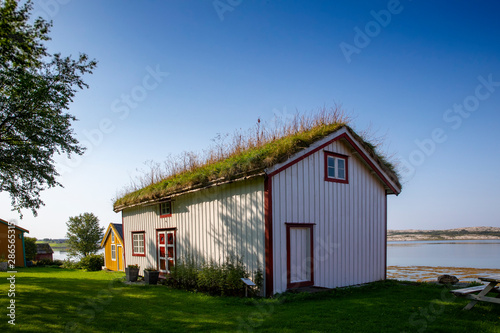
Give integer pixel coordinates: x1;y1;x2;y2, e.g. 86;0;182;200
111;231;115;243
160;201;172;218
324;151;349;184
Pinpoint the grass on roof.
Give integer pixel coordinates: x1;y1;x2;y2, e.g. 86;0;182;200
113;107;400;210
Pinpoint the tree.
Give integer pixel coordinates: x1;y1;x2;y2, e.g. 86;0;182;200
24;236;37;261
0;0;97;217
66;213;104;258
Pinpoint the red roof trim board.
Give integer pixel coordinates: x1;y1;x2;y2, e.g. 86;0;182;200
266;129;400;195
341;133;399;194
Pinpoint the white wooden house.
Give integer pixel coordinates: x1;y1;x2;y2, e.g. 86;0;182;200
114;125;401;296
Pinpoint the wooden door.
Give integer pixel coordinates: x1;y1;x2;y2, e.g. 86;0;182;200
286;224;314;288
157;230;176;274
117;245;124;271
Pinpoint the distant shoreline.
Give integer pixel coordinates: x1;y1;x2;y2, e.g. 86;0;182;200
387;226;500;242
388;236;500;242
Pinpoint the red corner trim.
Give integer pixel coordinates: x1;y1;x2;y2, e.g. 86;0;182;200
122;216;126;268
384;191;388;280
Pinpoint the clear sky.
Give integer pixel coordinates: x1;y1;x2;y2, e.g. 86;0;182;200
2;0;499;238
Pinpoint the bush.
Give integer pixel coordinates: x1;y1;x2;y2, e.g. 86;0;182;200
198;256;249;297
168;256;199;290
197;260;224;295
35;259;55;267
253;267;264;296
78;254;104;271
34;259;63;267
52;259;64;266
167;255;254;297
221;256;249;296
61;259;79;269
24;237;37;261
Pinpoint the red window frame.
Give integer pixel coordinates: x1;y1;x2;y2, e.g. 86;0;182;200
131;231;146;257
324;151;349;184
159;201;172;218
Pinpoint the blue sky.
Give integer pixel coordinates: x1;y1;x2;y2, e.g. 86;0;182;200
2;0;499;238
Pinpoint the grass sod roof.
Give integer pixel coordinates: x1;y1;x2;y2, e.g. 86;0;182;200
113;122;401;211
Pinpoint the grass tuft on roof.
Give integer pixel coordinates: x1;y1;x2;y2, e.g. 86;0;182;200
113;107;401;210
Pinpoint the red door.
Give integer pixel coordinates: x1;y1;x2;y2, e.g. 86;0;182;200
157;230;175;274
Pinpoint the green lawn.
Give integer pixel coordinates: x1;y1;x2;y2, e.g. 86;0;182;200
0;268;499;332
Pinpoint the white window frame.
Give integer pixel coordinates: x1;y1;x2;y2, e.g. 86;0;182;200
325;152;349;183
111;231;115;243
132;232;145;256
111;244;116;261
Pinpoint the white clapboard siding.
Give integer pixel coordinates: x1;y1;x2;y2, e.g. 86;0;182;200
272;139;387;294
122;177;265;279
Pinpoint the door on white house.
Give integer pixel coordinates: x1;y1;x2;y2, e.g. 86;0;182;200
157;229;176;275
286;224;314;289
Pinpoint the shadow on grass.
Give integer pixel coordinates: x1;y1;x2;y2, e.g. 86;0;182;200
1;272;499;332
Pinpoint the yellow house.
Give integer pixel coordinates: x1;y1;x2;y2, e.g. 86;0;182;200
101;223;124;271
0;218;29;267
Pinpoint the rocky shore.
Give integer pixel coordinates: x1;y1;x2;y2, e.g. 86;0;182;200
387;265;500;283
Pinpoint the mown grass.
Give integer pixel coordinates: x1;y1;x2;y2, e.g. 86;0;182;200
1;267;499;332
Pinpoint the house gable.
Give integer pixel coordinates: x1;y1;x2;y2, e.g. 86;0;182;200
100;223;124;248
265;126;401;195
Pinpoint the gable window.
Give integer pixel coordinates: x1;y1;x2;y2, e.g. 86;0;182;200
111;244;116;261
160;201;172;218
132;232;145;256
324;151;349;183
111;231;115;243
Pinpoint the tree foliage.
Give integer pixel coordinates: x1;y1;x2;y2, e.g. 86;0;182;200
66;213;104;258
24;236;37;261
0;0;97;216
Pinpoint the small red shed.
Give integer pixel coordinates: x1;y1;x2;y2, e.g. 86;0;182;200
35;243;54;261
